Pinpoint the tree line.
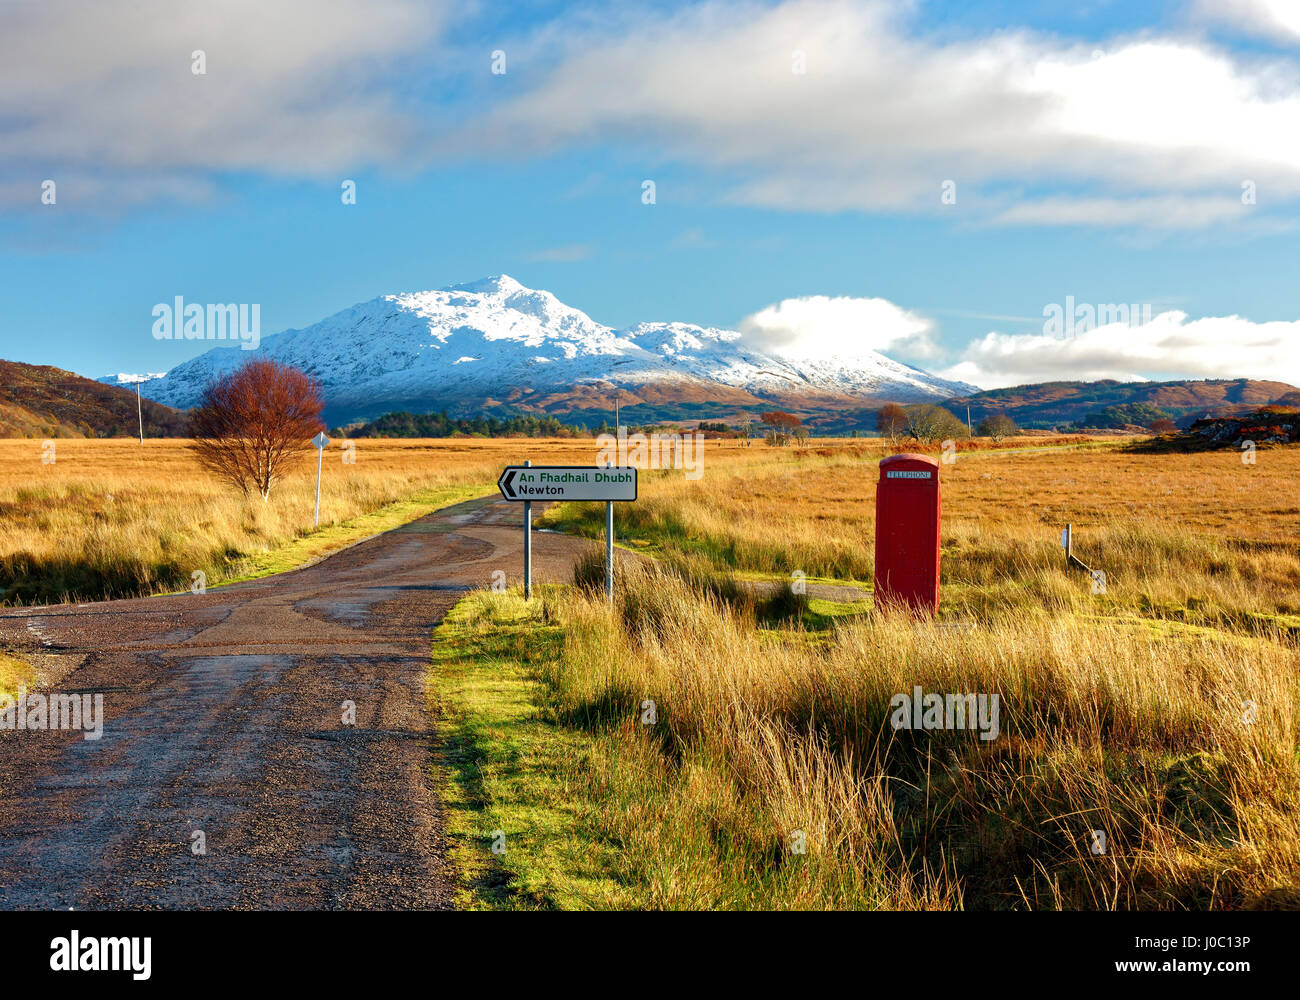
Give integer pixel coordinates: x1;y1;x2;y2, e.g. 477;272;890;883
346;410;592;438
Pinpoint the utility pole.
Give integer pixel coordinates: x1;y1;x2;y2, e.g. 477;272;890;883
121;375;150;444
967;405;972;436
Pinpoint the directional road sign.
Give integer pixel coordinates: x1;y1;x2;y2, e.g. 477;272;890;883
497;465;636;502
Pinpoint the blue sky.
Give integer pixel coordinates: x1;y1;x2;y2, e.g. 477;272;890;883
2;0;1299;389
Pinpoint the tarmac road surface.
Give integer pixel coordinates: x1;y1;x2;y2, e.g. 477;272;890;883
0;495;587;910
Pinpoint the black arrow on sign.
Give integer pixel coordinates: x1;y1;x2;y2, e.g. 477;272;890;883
497;468;519;500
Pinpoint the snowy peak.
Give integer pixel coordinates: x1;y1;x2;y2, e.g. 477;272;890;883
385;274;623;353
121;276;977;423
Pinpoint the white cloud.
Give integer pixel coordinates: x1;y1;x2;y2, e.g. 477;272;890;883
941;311;1300;388
989;195;1254;229
0;0;444;195
738;294;938;361
10;0;1300;231
1193;0;1300;43
465;0;1300;227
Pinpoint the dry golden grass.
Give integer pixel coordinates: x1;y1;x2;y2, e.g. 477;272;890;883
520;547;1300;909
0;437;604;603
7;433;1298;908
501;437;1300;909
545;439;1300;630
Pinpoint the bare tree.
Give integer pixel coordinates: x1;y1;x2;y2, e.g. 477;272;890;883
877;402;908;445
189;359;325;501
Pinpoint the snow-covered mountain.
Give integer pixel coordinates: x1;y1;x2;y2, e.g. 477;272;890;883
116;275;977;424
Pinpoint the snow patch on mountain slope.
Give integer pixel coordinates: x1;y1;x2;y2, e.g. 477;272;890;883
117;275;978;415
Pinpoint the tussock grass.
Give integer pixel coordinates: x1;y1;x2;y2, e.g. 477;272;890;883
523;561;1300;909
494;442;1300;908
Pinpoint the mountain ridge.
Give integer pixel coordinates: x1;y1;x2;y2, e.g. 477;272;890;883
946;378;1300;430
115;275;979;425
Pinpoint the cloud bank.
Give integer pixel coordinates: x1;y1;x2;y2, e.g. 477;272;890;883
0;0;443;207
469;0;1300;227
940;311;1300;389
738;292;1300;390
7;0;1300;229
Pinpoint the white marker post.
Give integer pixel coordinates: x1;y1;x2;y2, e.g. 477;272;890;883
497;464;637;601
312;431;330;526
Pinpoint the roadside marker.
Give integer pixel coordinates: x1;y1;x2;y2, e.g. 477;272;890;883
496;464;638;602
1062;522;1104;589
311;431;330;526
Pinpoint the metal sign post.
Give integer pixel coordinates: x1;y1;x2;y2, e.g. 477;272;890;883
605;499;614;602
311;431;330;526
523;459;532;600
497;464;637;600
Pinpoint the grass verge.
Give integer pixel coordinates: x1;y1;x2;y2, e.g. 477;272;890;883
427;590;633;909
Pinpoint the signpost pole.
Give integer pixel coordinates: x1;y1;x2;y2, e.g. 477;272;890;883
605;500;613;603
495;463;635;600
314;444;323;526
523;459;532;600
311;431;331;527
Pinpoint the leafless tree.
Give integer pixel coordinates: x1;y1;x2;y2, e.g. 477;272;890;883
877;402;908;445
189;359;325;500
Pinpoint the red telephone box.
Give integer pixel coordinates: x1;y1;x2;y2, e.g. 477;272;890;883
874;453;941;613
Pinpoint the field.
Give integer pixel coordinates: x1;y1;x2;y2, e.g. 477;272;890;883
438;438;1300;910
4;435;1298;909
0;437;600;604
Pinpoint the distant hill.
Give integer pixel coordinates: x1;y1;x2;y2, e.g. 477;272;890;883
0;360;188;438
945;378;1299;430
